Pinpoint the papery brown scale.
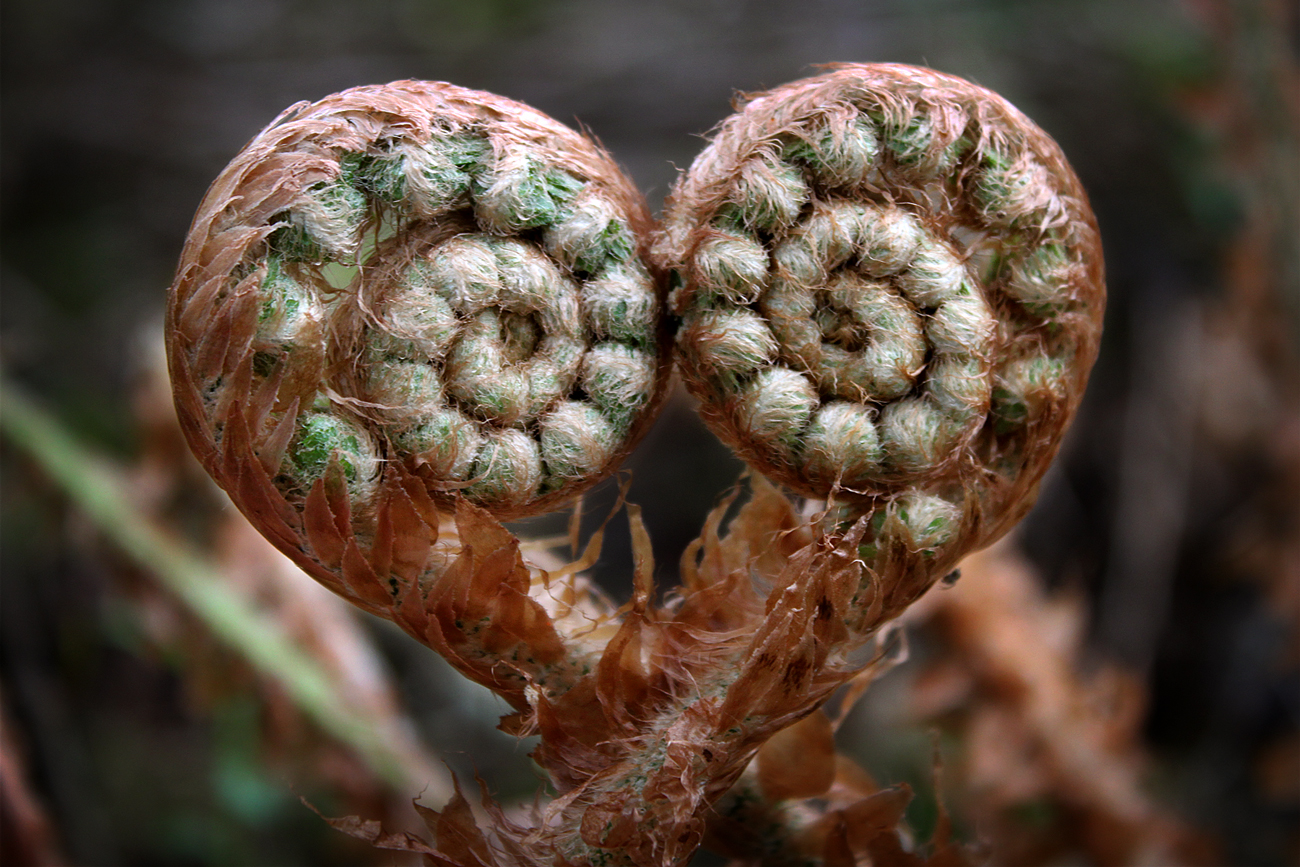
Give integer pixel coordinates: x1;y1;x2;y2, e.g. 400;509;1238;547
236;153;331;216
466;545;526;622
657;619;740;680
716;612;813;731
416;602;472;684
303;476;347;570
839;785;916;857
654;741;706;807
533;684;622;789
405;484;446;540
321;457;354;531
191;299;235;386
820;821;858;867
426;553;487;653
393;563;431;639
168;356;214;467
274;350;326;418
422;555;536;703
486;590;565;666
224;434;302;557
225;281;263;364
626;504;656;606
444;523;564;664
210;371;260;461
256;396;300;476
756;708;837;802
218;347;261;423
175;264;226;342
677;534;706;595
806;544;865;643
473;795;539;867
775;632;822;709
678;488;740;595
421;783;498;867
311;810;441;859
215;394;254;473
247;358;289;434
341;538;393;609
579;801;639;850
467;558;570;668
670;571;757;634
428;550;475;631
759;538;824;615
180;230;255;308
713;538;866;731
595;612;654;731
494;710;531;738
200;244;263;311
454;500;524;563
373;481;434;586
716;476;809;588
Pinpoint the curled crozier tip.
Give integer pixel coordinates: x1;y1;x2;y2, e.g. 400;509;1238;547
166;81;669;602
656;63;1105;567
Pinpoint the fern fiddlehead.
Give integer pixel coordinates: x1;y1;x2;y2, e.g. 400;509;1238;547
657;63;1105;586
165;68;1105;867
167;81;667;590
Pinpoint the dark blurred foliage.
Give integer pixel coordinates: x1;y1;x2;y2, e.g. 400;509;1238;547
2;0;1296;864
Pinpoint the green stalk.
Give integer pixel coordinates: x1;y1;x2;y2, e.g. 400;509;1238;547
0;377;448;799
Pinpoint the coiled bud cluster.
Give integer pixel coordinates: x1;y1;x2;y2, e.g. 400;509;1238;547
167;80;667;561
166;71;1106;867
657;64;1104;565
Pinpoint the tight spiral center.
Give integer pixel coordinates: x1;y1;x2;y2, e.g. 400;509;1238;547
679;195;996;495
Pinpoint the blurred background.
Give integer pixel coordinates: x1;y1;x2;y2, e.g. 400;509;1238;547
2;0;1296;864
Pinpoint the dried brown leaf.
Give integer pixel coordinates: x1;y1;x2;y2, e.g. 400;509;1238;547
756;709;836;801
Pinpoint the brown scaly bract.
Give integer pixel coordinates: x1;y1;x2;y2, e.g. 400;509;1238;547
166;66;1105;866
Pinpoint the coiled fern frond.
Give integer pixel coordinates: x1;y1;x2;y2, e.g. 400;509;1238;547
165;69;1106;867
657;63;1105;590
167;81;668;615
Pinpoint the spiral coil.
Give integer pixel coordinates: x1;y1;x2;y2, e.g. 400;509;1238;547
168;81;667;535
657;64;1105;559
